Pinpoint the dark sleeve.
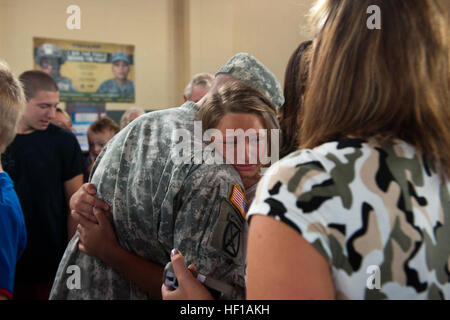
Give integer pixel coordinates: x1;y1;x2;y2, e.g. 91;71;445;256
59;131;85;182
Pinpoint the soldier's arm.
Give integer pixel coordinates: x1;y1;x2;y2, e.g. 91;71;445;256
76;164;247;300
100;246;164;299
173;166;247;299
69;119;165;298
74;207;164;299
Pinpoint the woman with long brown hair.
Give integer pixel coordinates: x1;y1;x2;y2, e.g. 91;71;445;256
246;0;450;299
163;0;450;300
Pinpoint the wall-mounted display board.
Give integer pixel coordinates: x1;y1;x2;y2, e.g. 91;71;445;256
33;37;135;103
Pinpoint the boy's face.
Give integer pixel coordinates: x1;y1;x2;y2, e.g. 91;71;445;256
88;129;116;161
22;90;59;133
112;61;130;81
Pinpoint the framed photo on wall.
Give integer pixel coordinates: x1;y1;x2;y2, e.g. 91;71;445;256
33;37;135;103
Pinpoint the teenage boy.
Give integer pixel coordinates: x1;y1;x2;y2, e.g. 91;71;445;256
2;70;84;299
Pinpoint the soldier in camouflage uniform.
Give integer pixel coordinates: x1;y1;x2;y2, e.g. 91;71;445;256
49;53;284;300
35;43;77;92
97;52;135;95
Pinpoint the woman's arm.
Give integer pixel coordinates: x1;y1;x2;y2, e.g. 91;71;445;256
246;214;335;300
75;209;164;299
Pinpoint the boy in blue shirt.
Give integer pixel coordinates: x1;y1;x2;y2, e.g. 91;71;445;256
0;60;27;300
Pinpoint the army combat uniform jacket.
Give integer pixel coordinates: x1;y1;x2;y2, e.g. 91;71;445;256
50;102;247;299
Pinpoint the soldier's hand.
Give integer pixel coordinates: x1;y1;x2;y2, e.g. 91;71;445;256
161;249;213;300
70;183;110;223
77;207;118;261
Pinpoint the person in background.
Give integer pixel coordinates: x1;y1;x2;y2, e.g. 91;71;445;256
86;116;120;177
97;52;135;95
119;106;145;130
184;73;214;103
0;60;27;300
1;70;84;300
278;40;312;158
51;107;73;132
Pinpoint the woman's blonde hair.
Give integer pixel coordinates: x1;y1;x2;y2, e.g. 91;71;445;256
0;60;26;153
302;0;450;176
198;81;280;159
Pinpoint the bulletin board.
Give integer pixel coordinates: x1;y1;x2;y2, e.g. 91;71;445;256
33;37;135;103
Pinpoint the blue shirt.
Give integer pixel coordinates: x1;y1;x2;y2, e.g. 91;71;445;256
0;171;27;299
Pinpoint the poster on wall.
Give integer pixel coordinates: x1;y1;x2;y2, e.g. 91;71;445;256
33;37;135;103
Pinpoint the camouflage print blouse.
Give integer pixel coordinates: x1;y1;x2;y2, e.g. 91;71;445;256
247;138;450;299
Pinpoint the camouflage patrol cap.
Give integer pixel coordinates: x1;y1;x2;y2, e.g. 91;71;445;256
111;52;130;64
216;53;284;108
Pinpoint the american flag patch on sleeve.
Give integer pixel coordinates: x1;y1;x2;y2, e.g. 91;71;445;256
230;184;248;219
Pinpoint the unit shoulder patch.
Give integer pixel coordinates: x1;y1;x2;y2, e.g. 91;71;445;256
209;195;246;264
